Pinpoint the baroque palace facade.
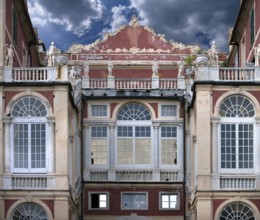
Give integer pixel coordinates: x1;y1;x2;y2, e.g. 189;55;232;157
1;0;260;220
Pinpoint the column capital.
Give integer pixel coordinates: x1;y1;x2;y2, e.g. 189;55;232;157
3;116;11;124
108;122;116;128
153;123;160;128
47;116;56;124
211;116;220;124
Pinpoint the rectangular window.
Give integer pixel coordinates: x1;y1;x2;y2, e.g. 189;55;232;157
91;126;108;165
91;105;107;117
220;123;253;170
13;123;46;172
161;127;177;165
250;8;255;46
161;105;177;117
89;193;108;209
160;193;179;210
121;192;148;210
117;126;151;164
12;7;17;45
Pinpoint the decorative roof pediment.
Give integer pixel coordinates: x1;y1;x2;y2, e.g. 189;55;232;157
69;16;199;54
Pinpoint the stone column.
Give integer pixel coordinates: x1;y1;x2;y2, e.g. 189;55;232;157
47;116;55;173
83;123;90;180
108;123;116;181
178;123;184;181
3;117;11;173
152;123;160;181
211;117;220;190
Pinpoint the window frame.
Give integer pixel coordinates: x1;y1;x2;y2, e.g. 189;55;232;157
88;192;109;210
160;103;178;118
12;6;18;46
121;192;148;210
159;192;180;210
90;104;108;118
160;126;178;167
10;96;49;173
218;95;256;174
90;126;109;166
250;7;255;47
116;103;153;168
218;118;255;174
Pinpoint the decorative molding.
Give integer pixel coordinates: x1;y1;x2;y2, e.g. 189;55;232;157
68;16;201;54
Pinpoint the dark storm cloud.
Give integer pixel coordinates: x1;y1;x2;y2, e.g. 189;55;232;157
28;0;104;36
131;0;240;51
28;0;240;52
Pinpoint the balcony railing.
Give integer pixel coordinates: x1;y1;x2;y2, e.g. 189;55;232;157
12;175;47;189
116;78;152;89
219;68;255;81
87;170;180;182
116;170;153;181
220;176;256;190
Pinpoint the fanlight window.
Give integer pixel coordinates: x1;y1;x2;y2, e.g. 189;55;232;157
11;202;48;220
117;103;151;120
11;96;47;117
219;202;255;220
219;95;255;117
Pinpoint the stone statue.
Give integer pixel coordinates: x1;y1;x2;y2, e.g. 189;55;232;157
83;60;90;76
208;41;218;66
178;58;184;77
47;42;55;66
152;59;159;76
108;59;113;76
255;44;260;67
5;44;14;67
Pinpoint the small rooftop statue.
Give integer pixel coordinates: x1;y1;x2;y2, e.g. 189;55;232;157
255;44;260;67
208;41;218;66
108;59;113;76
47;42;56;66
152;59;159;76
5;44;14;67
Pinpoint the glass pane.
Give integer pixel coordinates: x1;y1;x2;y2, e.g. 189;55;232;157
11;96;47;117
161;105;177;116
91;105;107;117
117;103;151;120
219;95;255;117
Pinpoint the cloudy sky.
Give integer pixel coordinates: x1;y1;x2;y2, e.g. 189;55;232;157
27;0;240;52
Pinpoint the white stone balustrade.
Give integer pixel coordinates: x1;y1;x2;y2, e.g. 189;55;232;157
87;170;180;182
220;176;256;190
3;67;56;82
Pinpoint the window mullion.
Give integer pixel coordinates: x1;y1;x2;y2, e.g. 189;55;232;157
28;124;32;171
236;123;239;170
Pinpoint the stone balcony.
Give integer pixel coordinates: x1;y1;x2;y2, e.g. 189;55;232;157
3;66;260;93
195;66;260;82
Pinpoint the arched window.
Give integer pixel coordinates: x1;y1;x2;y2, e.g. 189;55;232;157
219;202;255;220
11;202;48;220
116;103;152;165
11;96;47;173
219;95;255;172
219;95;255;117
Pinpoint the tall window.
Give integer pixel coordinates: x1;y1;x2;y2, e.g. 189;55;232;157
12;203;48;220
12;7;18;46
117;103;151;165
11;96;47;173
250;8;255;47
90;126;108;165
219;202;255;220
161;127;177;165
219;95;255;172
